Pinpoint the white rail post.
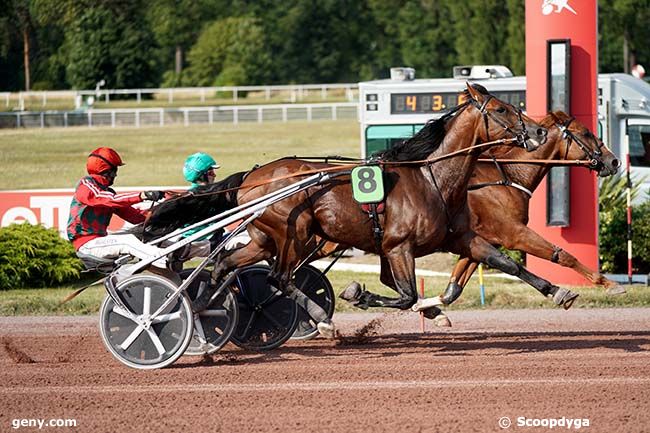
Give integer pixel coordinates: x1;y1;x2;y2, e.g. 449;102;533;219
16;112;20;128
184;109;189;127
42;92;47;107
233;87;238;102
168;89;173;104
40;112;44;128
233;107;238;125
257;107;262;123
64;112;68;128
332;105;337;121
5;93;9;107
282;106;287;122
321;86;326;100
307;105;312;121
135;110;140;128
200;88;206;103
137;90;141;104
88;111;92;127
159;109;164;127
105;92;109;103
208;107;214;124
265;87;271;101
111;111;116;128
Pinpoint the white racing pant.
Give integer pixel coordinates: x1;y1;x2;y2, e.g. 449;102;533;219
79;234;167;268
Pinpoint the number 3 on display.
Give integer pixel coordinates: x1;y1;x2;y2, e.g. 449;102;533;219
351;166;385;203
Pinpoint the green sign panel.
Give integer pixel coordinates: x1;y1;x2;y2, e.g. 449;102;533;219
351;166;385;204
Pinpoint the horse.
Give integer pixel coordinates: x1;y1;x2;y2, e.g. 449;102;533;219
165;82;556;337
418;111;621;325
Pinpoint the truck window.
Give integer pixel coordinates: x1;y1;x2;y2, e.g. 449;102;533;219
365;124;424;156
628;124;650;167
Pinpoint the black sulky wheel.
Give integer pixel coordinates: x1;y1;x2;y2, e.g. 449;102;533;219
229;265;298;351
98;274;193;370
291;264;335;340
179;269;239;356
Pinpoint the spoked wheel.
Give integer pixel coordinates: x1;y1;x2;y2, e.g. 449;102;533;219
179;269;239;356
99;274;193;370
230;265;298;351
291;264;335;340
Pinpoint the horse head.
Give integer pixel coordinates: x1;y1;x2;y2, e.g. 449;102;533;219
547;111;619;177
465;82;547;151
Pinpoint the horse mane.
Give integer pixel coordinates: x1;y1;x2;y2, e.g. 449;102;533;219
142;170;248;239
377;104;467;162
540;110;570;128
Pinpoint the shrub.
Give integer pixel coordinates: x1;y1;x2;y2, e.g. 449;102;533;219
0;224;83;290
599;173;650;274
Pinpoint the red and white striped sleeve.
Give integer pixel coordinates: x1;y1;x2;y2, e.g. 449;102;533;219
76;178;143;209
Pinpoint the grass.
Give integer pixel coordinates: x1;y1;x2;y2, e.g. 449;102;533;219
1;118;648;315
2;269;648;316
0;119;359;189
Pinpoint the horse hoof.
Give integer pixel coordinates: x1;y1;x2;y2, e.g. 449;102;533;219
553;288;579;310
606;285;626;296
339;281;362;302
433;315;452;327
410;296;444;312
317;319;337;339
421;307;452;327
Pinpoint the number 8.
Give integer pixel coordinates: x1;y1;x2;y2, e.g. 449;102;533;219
358;168;377;193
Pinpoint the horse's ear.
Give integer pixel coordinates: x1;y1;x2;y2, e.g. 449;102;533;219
553;110;569;122
466;81;483;102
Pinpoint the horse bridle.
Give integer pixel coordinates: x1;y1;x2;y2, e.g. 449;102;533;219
470;95;530;148
558;117;604;170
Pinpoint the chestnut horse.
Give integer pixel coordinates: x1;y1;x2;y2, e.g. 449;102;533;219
210;83;559;337
420;111;621;325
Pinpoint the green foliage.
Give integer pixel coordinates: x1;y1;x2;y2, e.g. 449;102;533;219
1;0;650;90
599;174;650;273
0;223;83;290
184;17;271;86
63;4;159;89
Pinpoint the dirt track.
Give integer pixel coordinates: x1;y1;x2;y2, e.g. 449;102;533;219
1;309;649;432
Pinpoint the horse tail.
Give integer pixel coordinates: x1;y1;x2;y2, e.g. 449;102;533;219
142;170;248;240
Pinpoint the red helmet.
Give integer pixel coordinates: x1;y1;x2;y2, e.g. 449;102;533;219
86;147;124;175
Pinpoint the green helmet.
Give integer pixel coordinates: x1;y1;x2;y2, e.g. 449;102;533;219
183;152;220;183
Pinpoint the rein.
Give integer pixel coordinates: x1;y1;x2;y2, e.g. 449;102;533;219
477;158;593;166
159;138;518;204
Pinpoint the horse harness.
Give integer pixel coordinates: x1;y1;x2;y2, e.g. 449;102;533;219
467;157;533;198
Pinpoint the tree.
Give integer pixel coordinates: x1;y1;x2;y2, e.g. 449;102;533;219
506;0;525;75
147;0;221;87
184;17;271;86
599;0;650;73
62;2;159;89
397;0;457;78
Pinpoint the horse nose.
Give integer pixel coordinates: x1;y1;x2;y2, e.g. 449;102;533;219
536;128;547;137
611;158;620;169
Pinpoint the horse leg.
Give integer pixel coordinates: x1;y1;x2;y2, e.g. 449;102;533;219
503;224;625;295
457;232;579;309
266;217;337;338
340;247;418;310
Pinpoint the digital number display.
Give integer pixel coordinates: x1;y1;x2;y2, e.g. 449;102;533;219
390;91;526;114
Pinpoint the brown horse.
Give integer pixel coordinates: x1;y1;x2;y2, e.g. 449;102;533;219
421;111;621;325
213;83;561;337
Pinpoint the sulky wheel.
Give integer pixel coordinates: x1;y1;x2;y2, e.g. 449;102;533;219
99;274;193;370
179;269;239;356
230;265;298;351
291;264;335;340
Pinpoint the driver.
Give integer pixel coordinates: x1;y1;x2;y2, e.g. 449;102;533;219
67;147;168;268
